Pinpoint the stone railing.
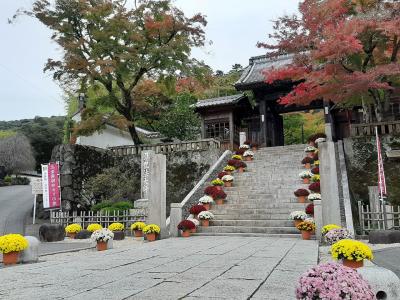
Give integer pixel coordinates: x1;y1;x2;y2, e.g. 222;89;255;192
168;150;232;237
108;138;221;156
350;121;400;137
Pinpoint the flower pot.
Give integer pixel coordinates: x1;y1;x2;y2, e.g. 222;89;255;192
224;181;232;188
252;146;258;151
343;259;363;269
203;203;210;210
2;251;19;265
181;230;191;238
294;220;302;227
113;231;125;240
297;196;306;203
191;228;196;233
201;219;210;227
67;232;76;239
215;186;223;191
304;163;311;169
146;233;156;242
238;167;245;173
96;241;107;251
215;199;224;205
134;230;143;238
301;230;312;240
303;178;310;184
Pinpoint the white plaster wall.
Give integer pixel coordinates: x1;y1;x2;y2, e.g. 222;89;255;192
76;125;134;149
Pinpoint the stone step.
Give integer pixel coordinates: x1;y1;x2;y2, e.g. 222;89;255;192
211;203;308;210
211;213;291;220
211;219;294;227
196;225;300;234
192;232;302;238
210;208;306;215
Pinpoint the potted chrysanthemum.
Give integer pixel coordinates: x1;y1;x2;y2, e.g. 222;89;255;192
143;224;161;242
211;189;227;205
299;171;313;184
130;221;146;238
231;154;242;161
199;195;213;210
296;221;315;240
91;228;114;251
188;218;199;233
177;220;196;237
204;186;219;196
305;203;314;216
198;211;214;227
311;166;319;174
331;239;373;268
289;211;308;227
108;222;125;240
243;150;254;161
0;234;29;265
211;178;224;191
239;144;250;150
218;171;228;179
301;157;314;169
304;145;317;158
251;142;259;151
308;182;320;192
223;165;235;175
222;175;234;187
87;223;103;233
325;228;354;245
307;193;321;202
311;174;320;183
293;189;309;203
296;262;375;299
65;224;82;239
236;160;247;173
189;204;207;219
321;224;341;236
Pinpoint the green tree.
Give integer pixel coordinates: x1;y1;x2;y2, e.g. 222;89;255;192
156;93;200;141
21;0;207;144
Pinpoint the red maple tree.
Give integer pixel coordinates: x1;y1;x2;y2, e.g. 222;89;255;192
259;0;400;122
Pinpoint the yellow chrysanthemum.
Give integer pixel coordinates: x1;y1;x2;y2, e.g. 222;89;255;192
0;234;29;254
223;165;235;172
296;221;315;232
231;155;242;160
87;223;103;232
131;222;146;231
65;224;82;233
143;224;161;234
321;224;341;235
331;239;373;262
108;222;124;231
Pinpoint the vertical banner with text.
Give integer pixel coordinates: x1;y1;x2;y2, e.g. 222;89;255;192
41;162;61;209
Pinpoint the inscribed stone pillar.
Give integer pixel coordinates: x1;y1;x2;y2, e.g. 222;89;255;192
146;153;167;239
141;150;155;199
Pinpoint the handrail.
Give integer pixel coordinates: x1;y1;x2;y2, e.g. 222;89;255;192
108;138;221;156
350;120;400;137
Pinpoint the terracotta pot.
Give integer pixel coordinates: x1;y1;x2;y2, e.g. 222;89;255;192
294;220;302;227
2;251;19;265
201;219;210;227
343;259;363;269
113;231;125;240
96;241;107;251
67;232;76;239
238;167;245;173
146;232;156;242
224;181;232;188
297;196;306;203
215;199;224;205
301;230;312;240
134;230;143;238
215;186;223;191
203;203;210;210
303;178;310;184
304;163;311;169
191;228;196;233
244;156;252;161
181;230;191;238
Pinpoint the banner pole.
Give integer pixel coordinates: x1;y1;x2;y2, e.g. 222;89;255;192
33;194;37;225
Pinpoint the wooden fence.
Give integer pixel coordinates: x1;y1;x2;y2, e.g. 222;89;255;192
108;138;221;156
350;120;400;137
50;210;146;230
358;202;400;234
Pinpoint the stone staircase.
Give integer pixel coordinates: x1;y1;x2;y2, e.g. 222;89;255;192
196;144;308;237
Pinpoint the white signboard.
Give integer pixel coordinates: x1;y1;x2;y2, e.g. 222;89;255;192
41;164;49;209
31;178;43;195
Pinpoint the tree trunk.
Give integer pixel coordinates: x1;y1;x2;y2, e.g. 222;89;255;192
127;124;142;145
361;97;372;123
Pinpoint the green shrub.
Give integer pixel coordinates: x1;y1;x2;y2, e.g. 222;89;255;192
91;201;113;212
111;201;133;211
4;176;12;183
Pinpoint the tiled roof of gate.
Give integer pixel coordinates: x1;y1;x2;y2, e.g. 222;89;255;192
194;94;247;108
235;54;294;88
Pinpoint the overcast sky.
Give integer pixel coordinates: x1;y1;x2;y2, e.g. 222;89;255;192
0;0;300;121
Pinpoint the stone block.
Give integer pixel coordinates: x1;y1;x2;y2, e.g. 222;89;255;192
39;223;65;242
369;230;400;244
113;231;125;240
357;266;400;300
75;230;92;239
20;236;40;263
107;238;113;249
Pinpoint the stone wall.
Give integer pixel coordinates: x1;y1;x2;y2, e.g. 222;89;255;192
51;144;223;216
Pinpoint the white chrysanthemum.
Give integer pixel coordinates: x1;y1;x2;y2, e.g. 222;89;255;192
198;211;215;220
239;144;250;149
308;193;321;201
299;171;313;178
222;175;234;182
304;146;317;152
91;228;114;242
199;195;213;204
243;150;254;157
289;211;307;220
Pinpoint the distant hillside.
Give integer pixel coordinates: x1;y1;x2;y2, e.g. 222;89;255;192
0;116;66;171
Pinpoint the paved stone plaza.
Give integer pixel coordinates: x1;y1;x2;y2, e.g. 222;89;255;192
0;236;317;300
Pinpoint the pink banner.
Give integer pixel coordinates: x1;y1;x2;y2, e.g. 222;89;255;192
47;162;61;209
375;127;387;198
